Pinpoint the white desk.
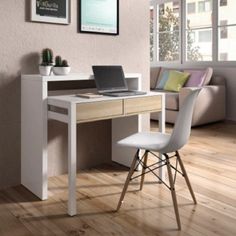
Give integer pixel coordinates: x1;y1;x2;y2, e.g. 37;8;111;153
48;92;165;216
21;74;165;216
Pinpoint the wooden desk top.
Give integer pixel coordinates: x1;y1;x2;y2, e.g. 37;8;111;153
48;92;164;124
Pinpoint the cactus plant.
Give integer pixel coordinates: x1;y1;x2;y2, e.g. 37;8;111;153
55;56;62;67
54;56;69;67
62;60;69;67
41;48;53;66
52;55;71;75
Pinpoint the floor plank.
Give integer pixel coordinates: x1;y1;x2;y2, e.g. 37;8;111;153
0;121;235;235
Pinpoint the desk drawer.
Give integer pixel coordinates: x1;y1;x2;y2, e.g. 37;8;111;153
124;95;162;115
76;100;123;122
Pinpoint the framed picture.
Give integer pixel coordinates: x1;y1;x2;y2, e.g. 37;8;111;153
79;0;119;35
31;0;70;24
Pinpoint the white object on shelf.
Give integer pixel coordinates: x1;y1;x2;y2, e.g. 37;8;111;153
53;67;71;75
39;65;52;76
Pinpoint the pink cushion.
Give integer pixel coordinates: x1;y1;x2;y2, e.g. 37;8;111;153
184;70;206;87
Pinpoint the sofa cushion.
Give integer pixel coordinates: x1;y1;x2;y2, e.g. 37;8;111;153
164;70;190;92
184;70;206;87
154;90;179;110
155;68;176;86
156;69;169;89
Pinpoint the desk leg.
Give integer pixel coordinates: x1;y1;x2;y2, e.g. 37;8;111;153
159;94;166;181
68;103;77;216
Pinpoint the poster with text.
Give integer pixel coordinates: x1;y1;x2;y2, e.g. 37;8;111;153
31;0;70;24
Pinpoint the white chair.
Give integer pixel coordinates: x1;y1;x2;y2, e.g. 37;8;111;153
116;89;200;230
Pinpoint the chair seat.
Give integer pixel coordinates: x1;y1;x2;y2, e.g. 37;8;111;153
118;132;171;151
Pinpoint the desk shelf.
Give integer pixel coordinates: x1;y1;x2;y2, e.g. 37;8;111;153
21;73;145;200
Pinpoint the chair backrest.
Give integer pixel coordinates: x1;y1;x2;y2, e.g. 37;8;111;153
161;89;200;153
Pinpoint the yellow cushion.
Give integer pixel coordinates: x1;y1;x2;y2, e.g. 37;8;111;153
164;70;190;92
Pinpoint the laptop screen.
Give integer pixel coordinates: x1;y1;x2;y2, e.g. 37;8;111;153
92;66;128;92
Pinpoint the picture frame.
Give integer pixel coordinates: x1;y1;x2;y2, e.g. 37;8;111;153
31;0;70;25
79;0;119;35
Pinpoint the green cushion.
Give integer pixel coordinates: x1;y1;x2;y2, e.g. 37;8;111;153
164;70;190;92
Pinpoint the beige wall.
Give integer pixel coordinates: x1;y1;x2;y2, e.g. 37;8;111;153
0;0;150;189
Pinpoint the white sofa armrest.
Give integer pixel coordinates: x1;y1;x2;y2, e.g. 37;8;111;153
179;86;226;126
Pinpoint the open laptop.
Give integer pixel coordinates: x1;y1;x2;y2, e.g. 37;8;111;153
92;65;146;97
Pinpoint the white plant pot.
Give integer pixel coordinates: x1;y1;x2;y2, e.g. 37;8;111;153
39;65;52;76
53;67;71;75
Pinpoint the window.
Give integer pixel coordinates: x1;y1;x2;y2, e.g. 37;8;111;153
150;0;236;63
220;20;228;38
157;1;180;62
218;26;236;61
198;1;204;12
189;31;196;42
198;0;211;12
218;0;236;61
220;0;227;6
198;30;212;42
186;0;212;61
150;6;154;61
187;2;196;14
173;2;179;13
220;53;228;60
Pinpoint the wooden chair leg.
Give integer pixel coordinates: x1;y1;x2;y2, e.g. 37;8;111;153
140;151;148;191
176;151;197;204
116;150;139;211
165;155;181;230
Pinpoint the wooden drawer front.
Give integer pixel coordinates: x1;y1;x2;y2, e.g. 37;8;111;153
76;100;123;122
124;95;162;115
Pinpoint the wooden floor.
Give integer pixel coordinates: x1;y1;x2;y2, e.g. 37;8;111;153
0;121;236;236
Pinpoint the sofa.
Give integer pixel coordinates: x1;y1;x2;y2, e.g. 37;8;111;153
150;67;226;127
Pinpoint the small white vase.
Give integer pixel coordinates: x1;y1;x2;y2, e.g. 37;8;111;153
39;65;52;76
53;67;71;75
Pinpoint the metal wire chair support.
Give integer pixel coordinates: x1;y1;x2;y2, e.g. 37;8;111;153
129;150;186;191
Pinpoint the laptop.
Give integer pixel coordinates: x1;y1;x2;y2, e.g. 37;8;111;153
92;65;146;97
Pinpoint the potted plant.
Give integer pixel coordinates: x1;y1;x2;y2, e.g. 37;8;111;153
39;48;53;76
53;56;71;75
